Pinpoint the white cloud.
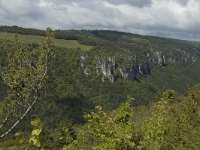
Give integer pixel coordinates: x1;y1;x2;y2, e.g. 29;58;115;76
0;0;200;40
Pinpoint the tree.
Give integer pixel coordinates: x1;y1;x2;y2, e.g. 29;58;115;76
64;96;135;150
0;28;53;138
138;90;175;150
164;85;200;149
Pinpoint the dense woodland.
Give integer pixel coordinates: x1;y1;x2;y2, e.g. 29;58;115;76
0;26;200;149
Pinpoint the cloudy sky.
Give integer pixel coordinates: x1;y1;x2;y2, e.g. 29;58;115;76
0;0;200;40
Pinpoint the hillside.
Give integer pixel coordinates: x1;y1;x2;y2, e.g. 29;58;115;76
1;26;200;107
0;26;200;149
0;31;92;51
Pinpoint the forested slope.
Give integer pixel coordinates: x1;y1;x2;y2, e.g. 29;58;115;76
0;26;200;149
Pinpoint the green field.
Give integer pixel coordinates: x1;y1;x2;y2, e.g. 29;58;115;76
0;32;92;51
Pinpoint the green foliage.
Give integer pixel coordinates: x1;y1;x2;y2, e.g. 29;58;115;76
163;88;200;149
29;118;42;148
1;87;200;150
139;91;173;150
63;88;200;150
0;26;200;150
0;27;53;139
138;87;200;150
0;31;92;51
113;96;132;123
63;97;135;150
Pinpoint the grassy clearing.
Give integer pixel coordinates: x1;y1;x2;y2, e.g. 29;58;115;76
0;32;92;51
131;37;149;43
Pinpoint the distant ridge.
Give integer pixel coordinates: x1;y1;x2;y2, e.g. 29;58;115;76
0;25;196;42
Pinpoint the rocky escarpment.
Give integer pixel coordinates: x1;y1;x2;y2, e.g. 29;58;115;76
80;49;199;82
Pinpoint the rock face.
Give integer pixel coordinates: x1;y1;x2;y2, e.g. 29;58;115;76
155;51;166;66
80;49;199;82
95;57;116;82
80;53;91;75
152;50;198;65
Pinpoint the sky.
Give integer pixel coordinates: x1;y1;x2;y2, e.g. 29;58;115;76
0;0;200;41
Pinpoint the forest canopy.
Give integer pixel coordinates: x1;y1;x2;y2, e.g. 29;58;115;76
0;27;200;149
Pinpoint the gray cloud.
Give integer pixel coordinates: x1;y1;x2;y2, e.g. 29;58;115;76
176;0;188;5
0;0;200;40
105;0;152;7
